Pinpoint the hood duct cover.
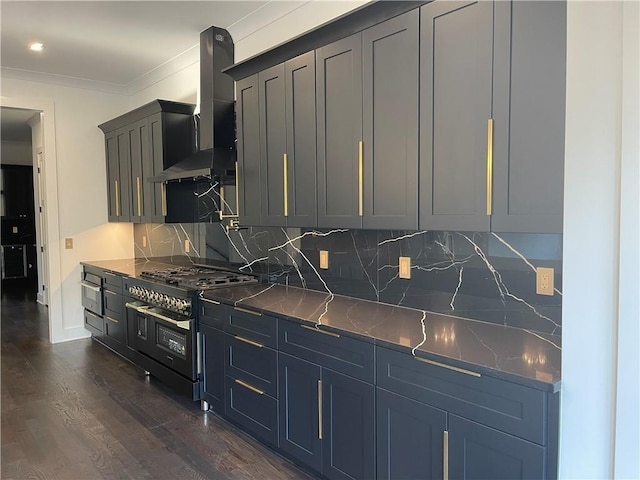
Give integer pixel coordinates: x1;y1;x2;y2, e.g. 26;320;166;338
150;26;235;183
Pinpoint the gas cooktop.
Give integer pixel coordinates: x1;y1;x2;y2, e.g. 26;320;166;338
139;265;258;290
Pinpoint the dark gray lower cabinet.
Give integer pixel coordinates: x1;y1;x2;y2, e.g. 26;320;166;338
200;323;225;414
448;415;545;480
278;352;375;480
376;388;446;480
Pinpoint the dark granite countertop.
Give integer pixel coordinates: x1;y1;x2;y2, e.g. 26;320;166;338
81;258;561;392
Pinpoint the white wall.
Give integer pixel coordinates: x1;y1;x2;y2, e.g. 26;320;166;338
561;1;639;478
0;141;32;165
1;79;134;343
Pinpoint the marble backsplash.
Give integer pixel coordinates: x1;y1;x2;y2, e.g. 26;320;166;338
134;224;562;335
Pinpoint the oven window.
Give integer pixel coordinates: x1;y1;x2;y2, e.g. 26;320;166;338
157;325;187;357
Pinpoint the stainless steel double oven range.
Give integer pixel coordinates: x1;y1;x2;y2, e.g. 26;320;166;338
124;265;257;401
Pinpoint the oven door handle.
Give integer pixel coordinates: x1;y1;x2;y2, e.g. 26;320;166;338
125;302;192;331
80;281;101;292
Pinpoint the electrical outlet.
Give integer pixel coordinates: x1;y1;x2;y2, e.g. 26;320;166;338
536;267;554;296
12;226;18;234
399;256;411;279
184;239;190;253
65;238;73;249
142;236;147;248
319;250;329;269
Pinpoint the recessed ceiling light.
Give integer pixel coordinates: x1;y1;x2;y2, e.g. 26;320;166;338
29;42;45;52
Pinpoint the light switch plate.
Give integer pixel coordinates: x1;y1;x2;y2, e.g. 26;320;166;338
65;238;73;249
399;256;411;279
142;236;147;248
184;239;190;253
319;250;329;269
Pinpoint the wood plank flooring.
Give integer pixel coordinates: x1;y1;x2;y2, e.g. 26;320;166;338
1;285;314;480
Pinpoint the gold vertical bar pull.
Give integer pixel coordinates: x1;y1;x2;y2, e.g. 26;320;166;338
219;186;226;220
486;118;494;216
318;379;323;439
136;176;142;216
161;182;167;216
283;153;289;217
235;161;240;217
443;430;449;480
114;180;120;216
358;141;364;217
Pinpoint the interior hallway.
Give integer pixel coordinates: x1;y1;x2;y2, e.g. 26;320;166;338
0;284;312;480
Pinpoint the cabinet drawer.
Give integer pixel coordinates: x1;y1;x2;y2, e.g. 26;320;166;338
103;289;122;317
102;270;123;293
225;375;278;447
376;346;546;444
82;268;102;286
225;333;278;398
279;319;374;383
84;309;103;335
104;314;124;344
199;298;227;330
226;306;277;349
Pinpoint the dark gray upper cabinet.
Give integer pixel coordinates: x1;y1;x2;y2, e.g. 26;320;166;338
236;75;262;226
362;9;419;230
99;100;195;224
419;0;494;232
317;33;363;229
491;0;566;233
317;11;419;230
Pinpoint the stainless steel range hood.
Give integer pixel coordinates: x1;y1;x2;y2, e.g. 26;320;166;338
150;26;235;183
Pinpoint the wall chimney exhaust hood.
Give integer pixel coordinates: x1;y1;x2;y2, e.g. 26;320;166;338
150;26;235;183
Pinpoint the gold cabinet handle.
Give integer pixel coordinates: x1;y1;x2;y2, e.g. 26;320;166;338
443;430;449;480
415;356;481;377
161;182;167;216
486;118;494;216
235;161;240;217
234;306;262;316
318;379;323;439
136;176;142;216
219;186;226;220
115;180;120;216
105;316;119;324
301;324;340;338
283;153;289;217
200;298;220;305
219;164;240;220
358;141;364;217
234;335;264;348
235;378;264;395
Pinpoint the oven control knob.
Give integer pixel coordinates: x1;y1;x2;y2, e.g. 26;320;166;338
178;300;189;311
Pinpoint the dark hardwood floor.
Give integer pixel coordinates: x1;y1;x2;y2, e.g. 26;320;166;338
1;283;313;480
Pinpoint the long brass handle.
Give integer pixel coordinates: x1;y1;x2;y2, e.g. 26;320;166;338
80;281;101;292
443;430;449;480
234;335;264;348
115;180;120;216
105;316;119;324
200;298;221;305
234;306;262;317
486;118;493;216
415;356;481;377
235;161;240;217
283;153;289;217
219;186;226;220
143;308;192;331
235;379;264;395
218;168;240;220
125;301;147;311
318;379;323;439
358;141;363;217
104;289;118;296
301;324;340;338
136;176;142;216
161;182;167;216
103;271;117;277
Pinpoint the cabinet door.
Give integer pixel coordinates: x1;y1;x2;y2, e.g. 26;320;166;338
259;63;287;226
115;127;132;222
322;369;375;480
419;0;494;231
128;121;144;223
285;51;317;228
104;132;119;222
317;33;363;229
362;10;419;230
278;352;322;472
491;0;566;233
237;74;262;226
376;388;447;480
200;324;225;414
147;113;166;222
448;415;545;480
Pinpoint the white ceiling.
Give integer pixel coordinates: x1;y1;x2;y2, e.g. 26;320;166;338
0;1;308;92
